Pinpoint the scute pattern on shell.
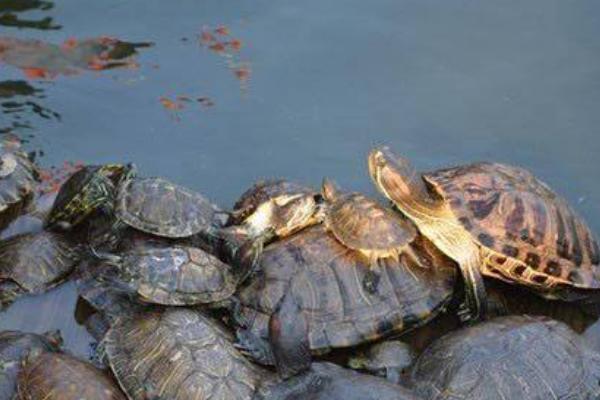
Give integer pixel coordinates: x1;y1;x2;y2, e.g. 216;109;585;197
117;177;215;238
17;351;126;399
104;308;266;400
327;192;416;253
425;162;600;289
118;245;237;305
410;316;600;400
230;180;315;225
0;232;81;293
0;150;37;230
235;225;456;356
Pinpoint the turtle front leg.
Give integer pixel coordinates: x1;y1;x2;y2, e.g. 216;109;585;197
456;251;487;323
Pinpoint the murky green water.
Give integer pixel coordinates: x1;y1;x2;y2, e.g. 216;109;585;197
1;0;600;358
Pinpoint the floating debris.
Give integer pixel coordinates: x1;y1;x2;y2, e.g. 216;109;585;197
37;160;84;195
0;36;153;79
159;95;215;120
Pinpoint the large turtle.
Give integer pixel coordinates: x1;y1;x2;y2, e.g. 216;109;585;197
321;178;419;290
0;146;38;231
232;224;457;376
0;231;83;309
17;350;126;399
94;242;238;306
45;163;132;230
0;330;62;399
115;176;218;238
369;147;600;321
410;315;600;400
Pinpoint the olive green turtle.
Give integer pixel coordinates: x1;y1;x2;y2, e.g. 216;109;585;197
17;350;126;399
369;147;600;321
410;315;600;400
0;231;82;309
0;330;62;399
45;163;132;230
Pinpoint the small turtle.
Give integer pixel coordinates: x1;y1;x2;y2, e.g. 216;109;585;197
369;147;600;321
0;231;82;309
228;180;321;238
45;163;132;230
410;315;600;399
232;224;457;375
94;243;238;306
17;350;126;399
115;176;217;238
0;147;38;231
0;330;62;399
104;308;269;400
321;178;418;290
347;340;415;385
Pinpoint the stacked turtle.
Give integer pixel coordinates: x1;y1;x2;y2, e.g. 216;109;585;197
1;142;600;399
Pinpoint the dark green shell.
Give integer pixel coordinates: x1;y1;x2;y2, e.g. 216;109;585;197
18;351;126;399
234;225;456;360
45;164;128;229
0;231;82;308
230;179;316;225
116;177;215;238
104;308;267;400
0;330;62;399
0;150;38;231
411;316;600;400
106;244;237;305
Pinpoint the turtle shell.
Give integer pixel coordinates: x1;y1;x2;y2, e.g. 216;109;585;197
230;179;316;225
234;225;457;361
116;177;215;238
0;231;82;308
325;191;416;256
17;351;126;399
104;308;268;400
0;150;37;231
45;164;127;229
425;162;600;295
105;244;237;305
0;330;62;399
410;315;600;399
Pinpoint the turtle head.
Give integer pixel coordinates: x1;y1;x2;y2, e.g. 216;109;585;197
321;178;341;203
368;146;432;206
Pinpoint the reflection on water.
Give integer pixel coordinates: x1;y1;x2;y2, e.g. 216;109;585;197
0;0;60;30
0;80;60;135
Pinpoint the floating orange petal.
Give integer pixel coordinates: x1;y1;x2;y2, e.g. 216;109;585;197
200;30;216;44
228;39;242;51
22;67;51;79
208;42;226;53
214;25;230;36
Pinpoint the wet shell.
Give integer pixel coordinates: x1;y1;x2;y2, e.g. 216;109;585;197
426;162;600;295
116;177;215;238
0;231;82;307
411;315;600;400
0;150;37;231
17;351;125;399
326;192;416;255
234;225;456;360
104;308;267;400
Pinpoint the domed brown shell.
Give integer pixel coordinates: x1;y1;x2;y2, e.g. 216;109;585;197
425;162;600;292
230;180;316;225
116;177;216;238
17;351;126;399
410;316;600;400
326;191;416;255
234;225;456;359
104;308;267;400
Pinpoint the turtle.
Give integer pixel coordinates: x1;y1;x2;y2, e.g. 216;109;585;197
232;224;457;376
0;231;83;309
114;176;218;238
103;307;269;400
93;242;238;306
0;146;38;231
368;146;600;321
410;315;600;400
320;178;419;291
45;163;132;230
0;330;62;399
347;340;415;385
17;350;126;399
